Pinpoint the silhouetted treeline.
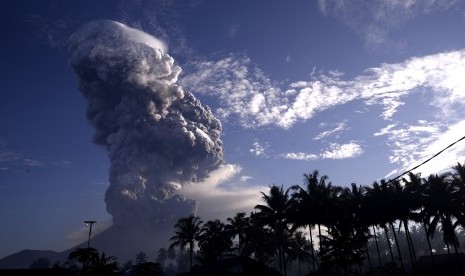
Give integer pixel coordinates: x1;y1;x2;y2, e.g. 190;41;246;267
169;162;465;275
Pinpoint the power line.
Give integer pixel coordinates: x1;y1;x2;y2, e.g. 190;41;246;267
388;133;465;183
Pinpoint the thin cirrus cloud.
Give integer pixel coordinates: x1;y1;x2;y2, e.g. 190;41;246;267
0;142;45;171
317;0;461;48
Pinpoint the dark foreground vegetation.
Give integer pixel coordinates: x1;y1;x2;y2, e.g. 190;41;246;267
5;162;465;275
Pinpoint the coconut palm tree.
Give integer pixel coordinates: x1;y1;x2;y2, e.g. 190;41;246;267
169;215;203;271
255;185;293;276
286;231;312;276
423;173;463;272
451;162;465;228
197;219;233;264
389;178;420;272
340;183;372;273
291;170;341;268
241;212;277;264
289;179;318;272
365;181;398;267
226;212;249;256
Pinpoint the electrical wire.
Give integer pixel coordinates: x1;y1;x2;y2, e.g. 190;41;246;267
388;134;465;183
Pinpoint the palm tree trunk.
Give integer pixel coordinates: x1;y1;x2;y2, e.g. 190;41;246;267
277;247;283;275
318;223;323;266
373;225;382;267
402;220;416;271
366;244;373;273
383;225;396;264
399;221;415;271
281;245;287;276
390;223;405;274
238;235;242;256
453;238;463;274
446;242;453;263
309;226;316;272
406;224;417;263
422;222;436;271
189;245;193;271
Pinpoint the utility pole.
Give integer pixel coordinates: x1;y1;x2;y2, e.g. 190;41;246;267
84;221;97;248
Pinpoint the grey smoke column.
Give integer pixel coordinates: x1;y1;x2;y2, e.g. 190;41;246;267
69;20;223;227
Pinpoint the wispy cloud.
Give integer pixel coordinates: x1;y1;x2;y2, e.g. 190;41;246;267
281;142;363;161
0;140;71;172
0;145;45;172
280;152;319;161
182;50;465;129
285;53;292;63
376;120;465;178
314;121;348;140
321;142;364;159
180;164;265;220
317;0;461;49
249;141;270;157
229;23;241;41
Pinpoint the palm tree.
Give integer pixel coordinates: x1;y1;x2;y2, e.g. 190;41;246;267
197;219;233;264
452;162;465;228
156;248;168;268
423;173;462;271
365;181;398;267
341;183;371;273
67;247;118;274
169;215;203;271
287;231;312;276
389;178;419;272
291;170;341;270
241;212;277;264
226;212;249;256
255;185;293;276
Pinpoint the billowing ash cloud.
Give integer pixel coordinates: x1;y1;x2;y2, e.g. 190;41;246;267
69;20;223;227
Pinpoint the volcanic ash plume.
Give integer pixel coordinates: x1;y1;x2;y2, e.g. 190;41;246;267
69;20;223;227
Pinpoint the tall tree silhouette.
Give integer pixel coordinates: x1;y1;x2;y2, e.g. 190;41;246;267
423;173;462;271
197;219;233;264
169;215;203;271
291;170;340;267
226;212;249;256
255;185;293;276
287;231;312;276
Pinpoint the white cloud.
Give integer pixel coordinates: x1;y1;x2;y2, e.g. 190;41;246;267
377;120;465;178
249;141;269;157
314;121;348;140
281;142;363;161
180;164;265;220
281;152;319;161
240;175;254;182
182;50;465;129
317;0;461;48
320;142;364;159
285;54;291;63
229;23;240;41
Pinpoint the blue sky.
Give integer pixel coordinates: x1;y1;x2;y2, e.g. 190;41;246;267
1;0;465;259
